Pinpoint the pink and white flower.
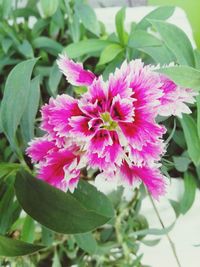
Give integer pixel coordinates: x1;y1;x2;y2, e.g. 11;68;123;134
27;55;197;198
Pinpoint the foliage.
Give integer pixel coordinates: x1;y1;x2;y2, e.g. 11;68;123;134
0;1;199;266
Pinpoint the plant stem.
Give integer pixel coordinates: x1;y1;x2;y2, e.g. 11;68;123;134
149;195;182;267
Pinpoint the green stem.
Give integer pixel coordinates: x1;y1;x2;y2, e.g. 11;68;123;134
149;195;182;267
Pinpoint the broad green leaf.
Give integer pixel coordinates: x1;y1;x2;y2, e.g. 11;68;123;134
149;19;195;66
41;226;54;246
65;39;111;59
128;30;162;48
48;63;62;97
180;172;196;214
157;66;200;91
0;58;38;150
180;114;200;166
98;44;123;65
130;222;175;237
115;7;127;45
21;215;35;243
21;76;40;143
40;0;59;17
173;156;191;172
136;6;175;30
2;0;12;18
75;2;100;36
18;40;34;58
75;232;97;254
0;235;44;257
33;37;63;56
15;170;114;234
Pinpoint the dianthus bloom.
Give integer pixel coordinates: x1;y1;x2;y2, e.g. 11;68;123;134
27;55;197;198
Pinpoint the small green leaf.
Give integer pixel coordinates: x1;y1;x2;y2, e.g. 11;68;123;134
21;215;35;243
98;44;123;65
15;170;114;234
75;2;100;36
149;19;195;66
180;172;196;214
0;235;44;257
140;238;160;246
18;40;34;58
48;63;62;97
0;58;38;151
136;6;175;30
180;115;200;166
21;76;40;143
52;249;62;267
75;232;97;254
40;0;59;17
157;66;200;91
173;156;191;172
65;39;111;59
115;7;127;45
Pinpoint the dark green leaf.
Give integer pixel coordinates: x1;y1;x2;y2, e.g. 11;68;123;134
180;115;200;166
0;163;20;179
21;76;40;143
149;19;195;66
0;235;44;257
15;170;114;234
136;6;175;30
65;39;111;59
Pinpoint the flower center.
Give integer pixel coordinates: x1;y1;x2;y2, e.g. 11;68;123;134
101;112;118;130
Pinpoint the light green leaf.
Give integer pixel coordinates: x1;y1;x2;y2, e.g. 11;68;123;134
180;172;196;214
75;232;97;254
115;7;127;45
128;30;162;48
21;76;40;143
197;95;200;139
136;6;175;30
149;19;195;66
98;44;123;65
173;156;191;172
0;235;44;257
157;66;200;91
140;238;160;246
15;170;114;234
180;115;200;166
0;163;20;179
65;39;111;59
52;249;62;267
18;40;34;58
194;49;200;70
0;58;38;151
75;2;100;36
21;215;35;243
40;0;59;17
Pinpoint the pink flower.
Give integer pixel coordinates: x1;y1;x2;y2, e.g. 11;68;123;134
158;75;197;118
27;55;196;199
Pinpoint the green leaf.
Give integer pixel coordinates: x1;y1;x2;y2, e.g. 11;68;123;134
140;238;160;246
115;7;127;45
173;156;191;172
40;0;59;17
65;39;111;59
194;49;200;70
130;222;175;237
157;66;200;91
136;6;175;30
75;2;100;36
197;95;200;139
52;249;62;267
21;215;35;243
169;199;180;218
41;226;54;246
0;58;38;150
128;30;162;48
48;63;62;97
149;19;195;66
180;172;196;214
21;76;40;143
18;40;34;59
0;163;20;179
98;44;123;65
75;232;97;254
15;170;114;234
2;0;12;18
180;115;200;166
0;235;44;257
33;37;63;56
